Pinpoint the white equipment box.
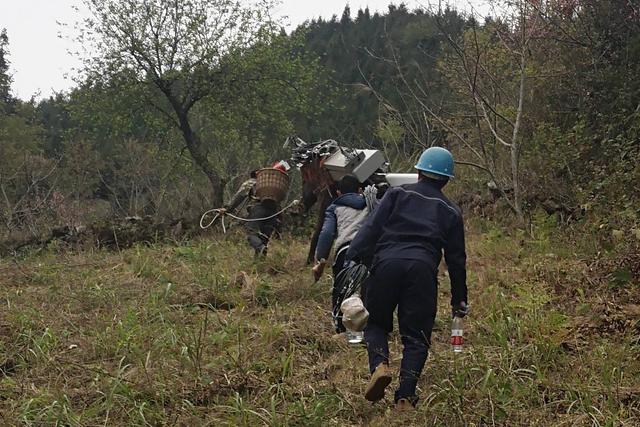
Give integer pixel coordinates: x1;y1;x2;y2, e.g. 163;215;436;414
384;173;418;187
323;149;386;182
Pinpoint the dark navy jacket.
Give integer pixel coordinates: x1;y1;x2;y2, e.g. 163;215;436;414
346;179;467;305
315;193;368;261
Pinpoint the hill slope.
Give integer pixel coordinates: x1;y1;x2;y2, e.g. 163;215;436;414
1;221;639;425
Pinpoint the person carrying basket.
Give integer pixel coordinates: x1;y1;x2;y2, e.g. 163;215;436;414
221;161;291;257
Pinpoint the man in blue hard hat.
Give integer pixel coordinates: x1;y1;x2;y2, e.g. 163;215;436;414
345;146;469;410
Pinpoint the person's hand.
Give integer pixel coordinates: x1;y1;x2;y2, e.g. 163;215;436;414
218;208;227;216
452;301;469;318
312;260;326;282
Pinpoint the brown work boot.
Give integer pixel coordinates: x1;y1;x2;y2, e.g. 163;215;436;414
364;363;392;402
395;398;415;412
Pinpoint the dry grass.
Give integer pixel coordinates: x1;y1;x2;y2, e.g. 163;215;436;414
0;221;639;426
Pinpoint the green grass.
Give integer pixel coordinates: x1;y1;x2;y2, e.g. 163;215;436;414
1;223;639;426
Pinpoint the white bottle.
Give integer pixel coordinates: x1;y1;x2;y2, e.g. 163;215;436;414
451;316;464;353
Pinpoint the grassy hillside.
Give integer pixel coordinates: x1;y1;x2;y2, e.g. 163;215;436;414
1;220;639;426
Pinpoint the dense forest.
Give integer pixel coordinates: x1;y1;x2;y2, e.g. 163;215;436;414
1;0;638;244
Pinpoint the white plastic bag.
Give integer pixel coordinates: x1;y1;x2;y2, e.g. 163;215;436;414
341;294;369;332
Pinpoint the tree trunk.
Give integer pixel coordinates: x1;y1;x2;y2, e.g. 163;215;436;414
175;110;224;208
511;142;523;222
510;48;527;223
158;85;224;208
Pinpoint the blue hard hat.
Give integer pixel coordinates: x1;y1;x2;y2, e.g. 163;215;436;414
414;147;455;178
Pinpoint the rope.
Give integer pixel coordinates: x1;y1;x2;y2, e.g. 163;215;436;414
332;263;370;322
199;199;300;232
363;185;379;212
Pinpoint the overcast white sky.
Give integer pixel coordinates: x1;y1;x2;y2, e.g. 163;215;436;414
0;0;487;100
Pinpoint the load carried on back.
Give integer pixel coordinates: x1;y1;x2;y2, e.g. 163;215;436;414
287;137;419;191
254;162;291;203
287;137;419;265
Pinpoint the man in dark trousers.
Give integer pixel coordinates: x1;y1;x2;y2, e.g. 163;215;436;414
311;175;369;334
345;146;469;410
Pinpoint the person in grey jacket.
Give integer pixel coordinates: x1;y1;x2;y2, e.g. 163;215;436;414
312;175;369;333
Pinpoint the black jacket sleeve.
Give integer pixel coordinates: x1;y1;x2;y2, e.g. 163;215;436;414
444;213;468;307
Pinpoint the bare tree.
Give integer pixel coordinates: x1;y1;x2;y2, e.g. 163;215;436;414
0;155;60;236
362;1;551;221
442;0;539;220
78;0;278;207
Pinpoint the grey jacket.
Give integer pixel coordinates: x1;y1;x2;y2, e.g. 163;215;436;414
315;193;368;261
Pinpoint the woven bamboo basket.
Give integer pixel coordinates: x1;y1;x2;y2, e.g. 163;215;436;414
255;168;290;203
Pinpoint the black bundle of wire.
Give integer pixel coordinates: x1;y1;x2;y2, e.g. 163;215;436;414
332;263;370;322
